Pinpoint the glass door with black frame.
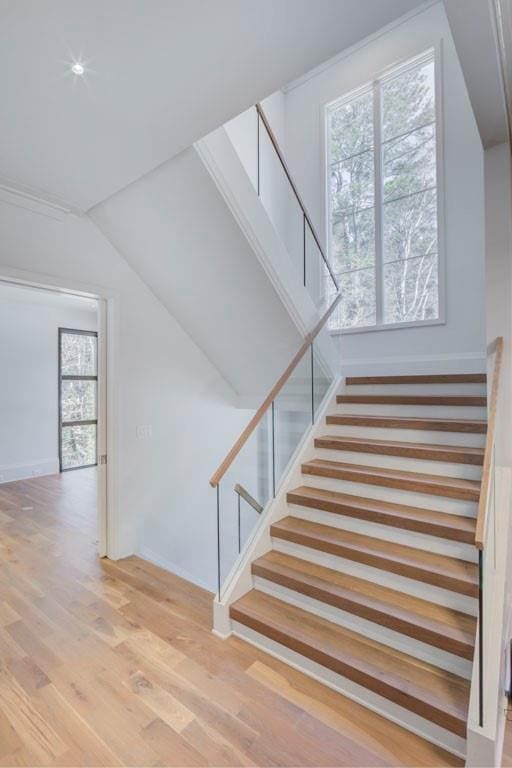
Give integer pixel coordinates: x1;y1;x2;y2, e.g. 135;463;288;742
59;328;98;471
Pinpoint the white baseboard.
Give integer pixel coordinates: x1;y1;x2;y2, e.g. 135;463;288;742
0;458;59;484
338;352;486;377
137;545;213;593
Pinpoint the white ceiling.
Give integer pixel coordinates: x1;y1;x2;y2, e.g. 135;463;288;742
0;0;425;212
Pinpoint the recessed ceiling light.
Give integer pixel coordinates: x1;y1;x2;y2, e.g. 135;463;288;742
71;62;85;76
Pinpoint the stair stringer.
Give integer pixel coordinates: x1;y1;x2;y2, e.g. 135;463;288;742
213;375;341;636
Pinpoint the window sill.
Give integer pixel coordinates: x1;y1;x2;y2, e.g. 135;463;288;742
328;316;445;336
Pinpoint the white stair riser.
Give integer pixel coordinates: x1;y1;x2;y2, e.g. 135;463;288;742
322;423;487;447
232;621;467;759
344;383;486;396
271;538;478;615
300;474;478;516
313;447;483;479
333;403;487;419
287;504;477;562
253;576;472;678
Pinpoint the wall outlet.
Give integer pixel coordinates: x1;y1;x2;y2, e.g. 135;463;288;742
136;425;153;439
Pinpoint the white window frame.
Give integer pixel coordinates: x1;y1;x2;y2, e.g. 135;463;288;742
324;45;446;335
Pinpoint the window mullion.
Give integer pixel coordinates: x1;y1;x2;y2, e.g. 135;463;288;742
373;79;383;326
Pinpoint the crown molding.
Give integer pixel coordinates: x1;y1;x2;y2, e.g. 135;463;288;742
0;178;82;220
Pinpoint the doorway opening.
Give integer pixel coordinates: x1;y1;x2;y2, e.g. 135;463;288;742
0;278;108;556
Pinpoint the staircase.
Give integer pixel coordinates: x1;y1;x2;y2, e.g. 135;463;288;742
229;372;487;757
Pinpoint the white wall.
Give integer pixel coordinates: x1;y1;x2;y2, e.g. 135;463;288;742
90;145;302;402
281;2;486;374
485;142;512;468
0;285;97;482
0;199;252;590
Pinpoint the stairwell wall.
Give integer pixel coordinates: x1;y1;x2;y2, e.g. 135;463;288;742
0;198;252;590
231;2;486;376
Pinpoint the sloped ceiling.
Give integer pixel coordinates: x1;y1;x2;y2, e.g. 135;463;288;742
0;0;425;211
443;0;508;147
90;146;303;398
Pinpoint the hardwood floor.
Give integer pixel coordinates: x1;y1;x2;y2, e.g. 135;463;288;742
0;471;463;767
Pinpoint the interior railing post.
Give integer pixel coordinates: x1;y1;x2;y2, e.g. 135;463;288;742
303;213;306;287
479;548;483;727
271;400;276;497
216;485;221;599
237;491;241;554
310;342;315;424
256;108;260;197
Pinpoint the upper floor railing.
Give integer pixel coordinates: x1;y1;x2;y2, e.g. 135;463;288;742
255;103;339;294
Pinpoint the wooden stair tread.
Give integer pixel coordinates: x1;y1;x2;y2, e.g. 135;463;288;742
271;516;478;596
302;458;481;501
315;435;485;465
287;485;476;542
326;414;487;433
336;394;486;406
346;374;486;385
231;590;469;735
252;550;476;659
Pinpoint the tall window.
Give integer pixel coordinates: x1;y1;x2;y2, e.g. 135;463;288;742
326;52;439;331
59;329;98;471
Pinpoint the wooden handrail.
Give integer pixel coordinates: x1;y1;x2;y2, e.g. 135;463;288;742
475;336;504;549
255;103;339;291
210;293;342;487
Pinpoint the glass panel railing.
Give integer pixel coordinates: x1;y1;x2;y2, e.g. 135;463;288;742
313;343;332;418
212;307;340;601
259;121;304;278
305;220;337;312
274;354;312;484
255;105;339;308
226;104;339;310
215;408;272;596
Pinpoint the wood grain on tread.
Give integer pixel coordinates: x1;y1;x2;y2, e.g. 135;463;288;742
230;591;470;736
315;435;485;465
336;394;486;406
271;517;479;596
286;485;476;543
345;374;486;385
326;414;488;433
252;551;476;659
301;459;481;501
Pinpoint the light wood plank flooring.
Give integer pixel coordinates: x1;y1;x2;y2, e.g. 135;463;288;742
0;470;465;766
